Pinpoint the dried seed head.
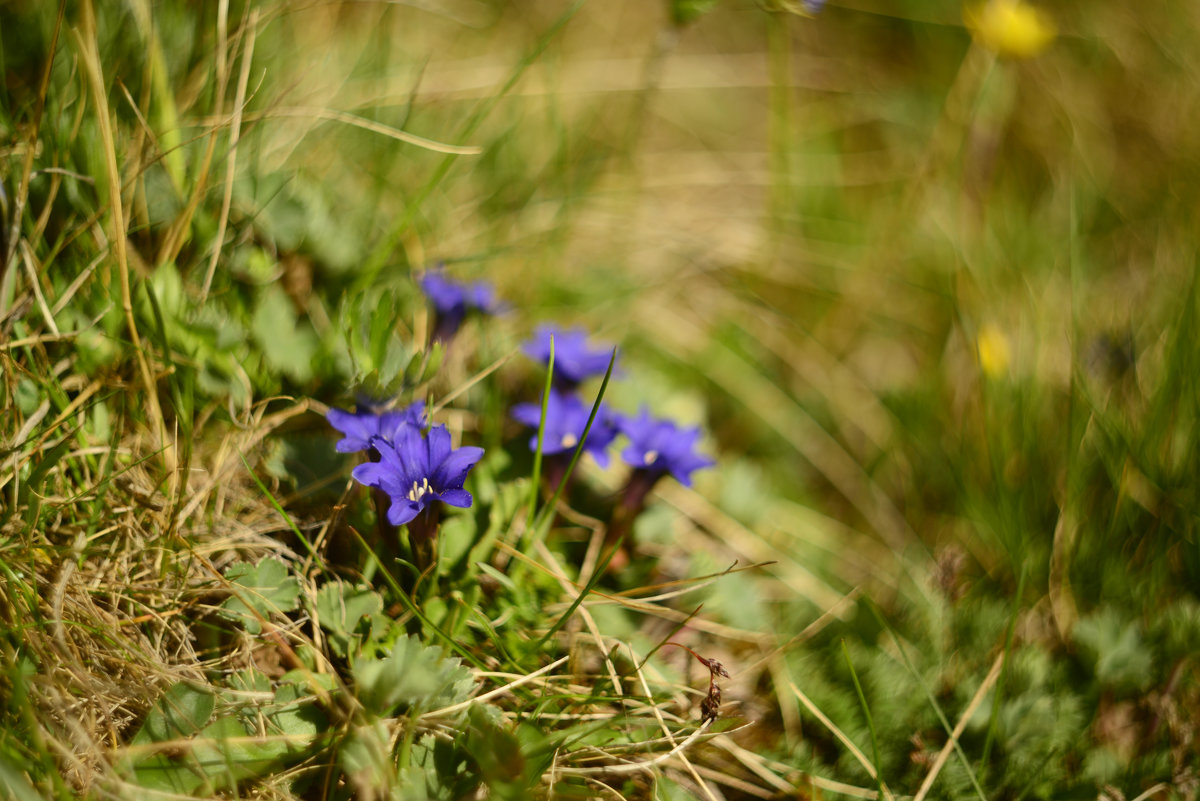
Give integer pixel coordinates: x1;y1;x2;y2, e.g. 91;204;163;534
700;684;722;724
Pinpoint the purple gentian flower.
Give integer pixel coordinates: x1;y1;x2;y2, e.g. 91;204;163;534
351;424;484;527
419;269;498;342
616;408;715;487
602;410;715;565
326;401;426;453
511;389;619;467
522;326;614;388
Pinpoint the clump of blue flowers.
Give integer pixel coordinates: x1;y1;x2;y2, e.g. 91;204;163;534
513;330;714;565
419;267;499;343
328;295;716;580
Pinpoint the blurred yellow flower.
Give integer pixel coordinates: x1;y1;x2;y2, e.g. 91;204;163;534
965;0;1056;59
977;324;1012;378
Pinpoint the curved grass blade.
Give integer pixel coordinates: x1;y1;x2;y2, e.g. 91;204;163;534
868;602;987;801
533;347;618;537
527;334;554;529
842;639;887;801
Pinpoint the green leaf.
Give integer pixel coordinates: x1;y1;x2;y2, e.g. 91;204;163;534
1073;608;1153;691
670;0;720;25
251;284;319;383
265;681;326;748
354;634;475;716
127;676;326;795
130;682;216;746
128;753;206;794
340;721;405;798
435;512;478;575
315;581;387;658
189;715;271;790
338;287;426;396
14;379;39;416
464;705;530;800
410;732;476;800
141;261;186;320
418;342;445;384
123;682;217;794
218;558;301;635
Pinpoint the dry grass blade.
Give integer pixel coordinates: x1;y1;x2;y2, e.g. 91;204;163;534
739;586;860;676
235;106;484;155
530;540;628;701
788;679;895;801
422;655;570;719
656;481;848;610
1049;505;1080;640
516;539;773;645
1129;784;1171;801
553;720;717;777
629;649;719;801
711;737;796;795
689;762;775;798
912;652;1005;801
201;6;260;300
73;0;174;489
175;398;312;525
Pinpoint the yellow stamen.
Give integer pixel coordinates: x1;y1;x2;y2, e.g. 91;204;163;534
407;477;432;502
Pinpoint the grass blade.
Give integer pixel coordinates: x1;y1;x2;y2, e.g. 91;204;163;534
841;639;887;801
527;334;554;529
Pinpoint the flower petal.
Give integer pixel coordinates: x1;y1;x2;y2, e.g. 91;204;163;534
420;272;466;314
425;425;453;472
387;498;422;526
522;326;613;384
327;407;378;452
438;488;473;509
354;455;408;497
620;443;654;468
351;462;388;488
376;404;423;442
511;401;543;428
431;446;485;490
391;425;430;485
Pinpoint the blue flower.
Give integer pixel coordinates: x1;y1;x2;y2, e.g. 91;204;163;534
351;424;485;527
511;389;619;467
616;408;715;487
419;269;498;342
326;401;426;453
522;326;614;387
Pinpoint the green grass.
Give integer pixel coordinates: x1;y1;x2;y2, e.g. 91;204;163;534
2;0;1199;798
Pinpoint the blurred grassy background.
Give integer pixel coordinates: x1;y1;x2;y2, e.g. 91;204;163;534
3;0;1200;798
